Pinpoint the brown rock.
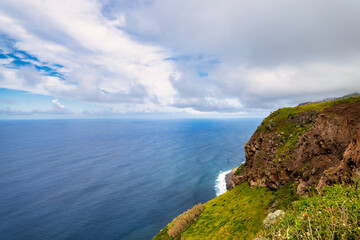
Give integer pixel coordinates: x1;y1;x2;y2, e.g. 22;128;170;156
232;100;360;194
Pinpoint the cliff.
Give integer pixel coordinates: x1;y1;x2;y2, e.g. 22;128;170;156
230;96;360;194
154;96;360;240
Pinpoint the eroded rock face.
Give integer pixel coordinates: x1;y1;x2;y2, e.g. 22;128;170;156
318;129;360;190
231;101;360;194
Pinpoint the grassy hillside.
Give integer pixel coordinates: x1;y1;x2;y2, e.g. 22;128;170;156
153;96;360;239
258;184;360;239
182;182;274;240
154;182;359;239
153;182;298;240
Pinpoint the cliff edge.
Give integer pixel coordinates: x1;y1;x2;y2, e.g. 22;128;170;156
230;96;360;194
154;96;360;240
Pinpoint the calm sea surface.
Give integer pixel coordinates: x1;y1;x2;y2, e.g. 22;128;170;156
0;119;261;240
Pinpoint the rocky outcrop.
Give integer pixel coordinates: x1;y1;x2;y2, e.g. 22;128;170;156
230;98;360;194
225;168;237;190
317;128;360;189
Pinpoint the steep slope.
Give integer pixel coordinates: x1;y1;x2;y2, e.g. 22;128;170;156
154;96;360;239
230;97;360;194
153;182;298;240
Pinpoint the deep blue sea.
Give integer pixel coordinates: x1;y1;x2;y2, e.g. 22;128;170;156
0;119;261;240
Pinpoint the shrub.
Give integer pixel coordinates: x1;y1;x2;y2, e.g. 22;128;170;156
258;184;360;239
263;210;285;228
167;203;205;238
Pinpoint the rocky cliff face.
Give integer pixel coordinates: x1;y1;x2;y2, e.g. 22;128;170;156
230;97;360;194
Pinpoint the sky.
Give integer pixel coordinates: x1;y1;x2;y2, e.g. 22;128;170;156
1;0;360;119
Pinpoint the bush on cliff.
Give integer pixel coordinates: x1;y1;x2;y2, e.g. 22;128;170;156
258;184;360;239
167;203;205;238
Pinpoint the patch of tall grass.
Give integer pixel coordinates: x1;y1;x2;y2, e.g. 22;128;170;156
167;203;205;238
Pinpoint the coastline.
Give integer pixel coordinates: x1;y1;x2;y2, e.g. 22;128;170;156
215;169;232;196
225;171;232;190
225;167;238;190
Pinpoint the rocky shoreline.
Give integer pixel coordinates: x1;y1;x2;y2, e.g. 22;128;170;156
225;167;237;190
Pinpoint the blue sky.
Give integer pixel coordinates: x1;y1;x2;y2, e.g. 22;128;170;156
1;0;360;119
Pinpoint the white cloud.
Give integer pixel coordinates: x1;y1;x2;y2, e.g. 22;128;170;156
106;0;360;110
1;0;360;115
174;97;244;113
0;98;72;116
51;99;65;110
0;0;178;110
0;65;76;96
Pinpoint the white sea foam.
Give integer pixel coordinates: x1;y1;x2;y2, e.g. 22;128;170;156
215;169;232;196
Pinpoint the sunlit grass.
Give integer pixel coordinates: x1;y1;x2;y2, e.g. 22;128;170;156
182;182;274;240
258;184;360;239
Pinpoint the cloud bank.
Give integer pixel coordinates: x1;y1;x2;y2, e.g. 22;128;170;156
1;0;360;116
0;98;71;116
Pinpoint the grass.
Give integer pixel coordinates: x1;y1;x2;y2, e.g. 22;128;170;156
153;96;360;239
272;182;300;211
258;96;360;162
153;182;299;240
153;226;175;240
182;182;275;240
153;182;276;240
258;184;360;239
154;181;359;240
261;96;360;134
153;182;310;240
263;107;313;162
167;203;205;238
259;106;313;162
153;204;205;240
234;164;244;176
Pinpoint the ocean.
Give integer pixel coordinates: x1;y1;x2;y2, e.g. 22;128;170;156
0;118;261;240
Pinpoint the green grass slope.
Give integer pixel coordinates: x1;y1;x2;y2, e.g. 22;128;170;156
154;182;298;240
182;182;274;240
154;182;359;239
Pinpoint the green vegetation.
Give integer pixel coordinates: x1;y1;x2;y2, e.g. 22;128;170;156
263;107;313;162
154;182;299;240
182;182;274;240
260;96;360;162
167;203;205;238
154;96;360;240
154;180;359;240
272;182;300;211
261;96;360;134
154;177;359;240
301;163;312;172
234;164;244;176
153;226;175;240
258;184;360;239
